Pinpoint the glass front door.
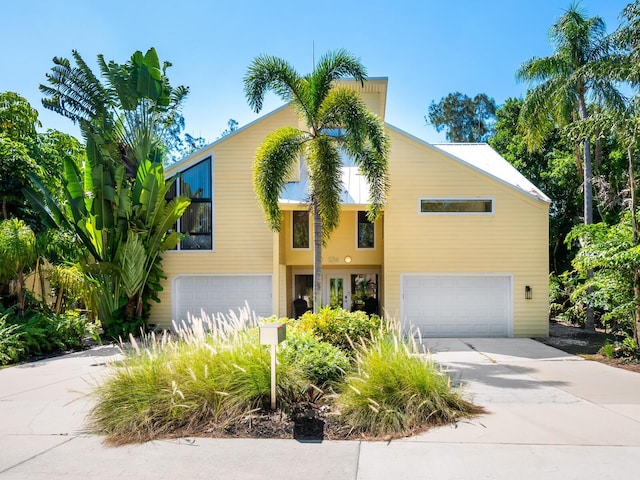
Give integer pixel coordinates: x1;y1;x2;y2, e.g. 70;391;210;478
296;270;379;314
328;275;350;310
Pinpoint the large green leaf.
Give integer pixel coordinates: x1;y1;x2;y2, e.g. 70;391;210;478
136;48;163;101
63;156;87;221
136;160;165;227
91;164;115;230
119;232;147;299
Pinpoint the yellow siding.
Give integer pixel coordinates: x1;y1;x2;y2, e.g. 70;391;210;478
154;78;549;337
152;107;299;328
281;210;383;267
382;130;549;337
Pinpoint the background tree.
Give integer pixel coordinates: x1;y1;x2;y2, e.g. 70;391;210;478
244;49;389;311
0;92;84;227
490;97;581;273
426;92;496;142
219;118;239;138
0;219;36;316
517;3;624;331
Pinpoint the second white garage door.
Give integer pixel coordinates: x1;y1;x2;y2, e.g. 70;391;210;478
173;274;273;324
401;275;512;337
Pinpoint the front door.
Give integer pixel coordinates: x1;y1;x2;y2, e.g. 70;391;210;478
325;274;351;311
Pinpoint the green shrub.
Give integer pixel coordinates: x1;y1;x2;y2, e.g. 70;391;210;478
337;332;481;437
296;307;383;353
0;312;23;366
600;340;615;358
556;304;586;327
280;332;350;385
0;308;97;363
600;336;638;358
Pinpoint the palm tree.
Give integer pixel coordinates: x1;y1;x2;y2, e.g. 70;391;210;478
517;3;624;330
244;50;389;312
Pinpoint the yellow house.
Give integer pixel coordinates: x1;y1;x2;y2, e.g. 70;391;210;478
158;78;550;337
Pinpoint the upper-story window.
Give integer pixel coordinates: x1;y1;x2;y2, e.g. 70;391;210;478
419;198;493;215
357;211;375;249
167;157;213;250
292;210;310;249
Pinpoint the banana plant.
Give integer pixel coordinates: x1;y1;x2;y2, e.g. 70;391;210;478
25;48;191;338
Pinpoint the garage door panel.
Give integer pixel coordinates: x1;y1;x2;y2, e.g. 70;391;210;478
174;275;272;323
402;275;512;338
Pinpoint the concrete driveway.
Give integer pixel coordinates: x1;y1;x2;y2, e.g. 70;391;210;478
1;339;639;479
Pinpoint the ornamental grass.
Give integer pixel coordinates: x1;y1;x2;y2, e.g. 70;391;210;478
336;324;484;437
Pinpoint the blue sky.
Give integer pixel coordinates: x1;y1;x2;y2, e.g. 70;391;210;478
0;0;630;144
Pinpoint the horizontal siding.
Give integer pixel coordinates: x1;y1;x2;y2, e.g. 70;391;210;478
282;210;383;267
152;107;300;328
384;130;549;337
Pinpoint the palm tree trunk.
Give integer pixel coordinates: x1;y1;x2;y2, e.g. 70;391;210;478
579;95;596;332
312;198;322;313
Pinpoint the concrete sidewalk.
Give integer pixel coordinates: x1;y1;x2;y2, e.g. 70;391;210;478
1;339;640;479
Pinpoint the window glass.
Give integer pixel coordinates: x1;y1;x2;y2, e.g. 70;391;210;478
420;199;493;214
357;211;374;248
171;157;213;250
292;210;310;249
181;158;211;199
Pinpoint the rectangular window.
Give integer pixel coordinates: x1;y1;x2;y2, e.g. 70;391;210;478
167;157;213;250
419;198;493;214
357;211;375;249
292;210;310;249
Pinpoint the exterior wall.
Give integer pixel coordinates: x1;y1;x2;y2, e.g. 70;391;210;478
152;107;300;328
281;209;383;267
382;130;550;337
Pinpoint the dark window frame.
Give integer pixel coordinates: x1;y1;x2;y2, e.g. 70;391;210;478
292;210;310;249
419;198;494;215
167;157;213;251
357;211;375;249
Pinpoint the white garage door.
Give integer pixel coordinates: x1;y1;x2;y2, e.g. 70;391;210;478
173;275;273;323
401;275;512;337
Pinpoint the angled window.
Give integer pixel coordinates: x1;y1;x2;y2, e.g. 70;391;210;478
167;157;213;250
357;211;375;249
292;210;310;249
419;198;493;215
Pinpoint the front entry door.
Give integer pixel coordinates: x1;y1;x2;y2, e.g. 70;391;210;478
325;274;351;311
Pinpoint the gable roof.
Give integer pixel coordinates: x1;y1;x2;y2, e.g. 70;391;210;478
280;125;551;206
386;124;551;203
432;143;551;203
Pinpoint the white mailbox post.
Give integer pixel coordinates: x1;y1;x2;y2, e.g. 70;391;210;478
259;323;286;409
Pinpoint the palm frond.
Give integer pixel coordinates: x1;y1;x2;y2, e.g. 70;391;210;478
243;55;304;113
307;136;342;238
307;50;367;119
253;127;308;231
40;51;112;125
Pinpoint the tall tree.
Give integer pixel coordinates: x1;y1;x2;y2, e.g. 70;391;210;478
28;48;191;338
517;3;624;330
244;50;389;311
0;92;83;226
490;97;581;273
426;92;496;142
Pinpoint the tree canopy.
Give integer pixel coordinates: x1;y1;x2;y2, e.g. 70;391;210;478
426;92;496;142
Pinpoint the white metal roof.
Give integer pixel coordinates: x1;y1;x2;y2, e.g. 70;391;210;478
279;152;370;205
279;133;550;206
431;142;551;203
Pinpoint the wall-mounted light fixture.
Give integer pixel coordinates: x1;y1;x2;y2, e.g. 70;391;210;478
525;285;533;300
344;255;352;264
